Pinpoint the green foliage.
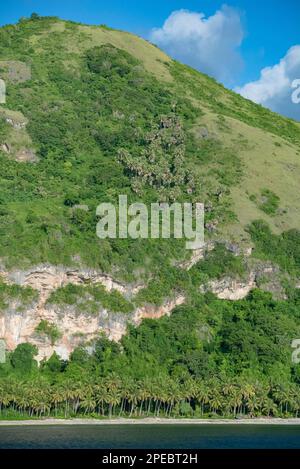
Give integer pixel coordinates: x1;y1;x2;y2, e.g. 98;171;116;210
258;189;280;215
0;17;300;421
0;117;9;141
0;21;198;274
118;114;190;201
134;244;246;306
248;221;300;276
0;18;243;275
219;290;296;373
30;13;41;21
189;244;246;283
1;291;300;419
135;263;189;306
86;44;139;77
171;61;300;146
0;281;38;310
47;283;134;314
35;320;62;345
10;343;38;374
40;352;64;373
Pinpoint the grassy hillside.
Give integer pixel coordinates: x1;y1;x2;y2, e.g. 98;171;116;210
0;15;299;278
1;15;300;419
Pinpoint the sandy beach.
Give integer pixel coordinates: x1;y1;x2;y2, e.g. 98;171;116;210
1;417;300;426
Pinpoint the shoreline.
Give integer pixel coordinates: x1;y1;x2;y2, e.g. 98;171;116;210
1;417;300;426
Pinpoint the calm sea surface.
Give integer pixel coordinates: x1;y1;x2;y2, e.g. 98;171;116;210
1;424;300;449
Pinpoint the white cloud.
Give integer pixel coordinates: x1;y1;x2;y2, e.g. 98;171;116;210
150;7;300;121
236;46;300;121
150;6;244;84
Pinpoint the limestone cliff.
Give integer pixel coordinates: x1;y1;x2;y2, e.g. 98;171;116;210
0;250;290;361
0;264;185;361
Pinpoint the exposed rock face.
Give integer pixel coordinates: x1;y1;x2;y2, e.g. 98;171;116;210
4;117;27;130
0;265;183;361
1;143;11;153
0;301;39;352
200;261;286;301
0;295;185;362
205;220;218;233
0;108;37;163
0;255;285;360
204;273;256;300
3;265;137;300
178;241;215;270
254;261;287;300
133;296;186;324
225;242;253;258
15;148;37;163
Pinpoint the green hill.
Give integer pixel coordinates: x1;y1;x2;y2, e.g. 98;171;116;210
1;15;300;420
0;15;300;273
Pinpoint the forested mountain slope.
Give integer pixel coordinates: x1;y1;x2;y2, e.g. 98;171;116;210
0;16;300;419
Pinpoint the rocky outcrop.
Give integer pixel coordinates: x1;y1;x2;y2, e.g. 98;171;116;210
2;265;142;300
201;261;286;301
0;293;185;362
203;273;256;300
254;262;287;300
0;108;38;163
178;241;215;270
4;117;27;130
0;265;183;361
0;253;286;360
15;148;37;162
133;296;185;324
1;143;11;153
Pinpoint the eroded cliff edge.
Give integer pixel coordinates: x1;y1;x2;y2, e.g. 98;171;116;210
0;242;293;362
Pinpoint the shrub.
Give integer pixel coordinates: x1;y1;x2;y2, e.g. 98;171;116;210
35;320;62;345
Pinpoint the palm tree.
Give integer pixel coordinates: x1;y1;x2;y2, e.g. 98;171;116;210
127;382;139;418
247;395;261;417
261;397;277;417
104;375;122;417
195;381;210;416
0;382;10;414
272;385;290;415
210;392;223;415
136;380;149;416
81;395;96;414
51;385;64;416
93;380;106;416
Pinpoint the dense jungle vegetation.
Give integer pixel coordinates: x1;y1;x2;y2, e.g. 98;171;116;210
1;289;300;419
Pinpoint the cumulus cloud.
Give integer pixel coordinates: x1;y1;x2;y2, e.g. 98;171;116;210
150;6;244;84
236;46;300;121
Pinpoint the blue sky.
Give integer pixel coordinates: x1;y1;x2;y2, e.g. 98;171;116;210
1;1;300;119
